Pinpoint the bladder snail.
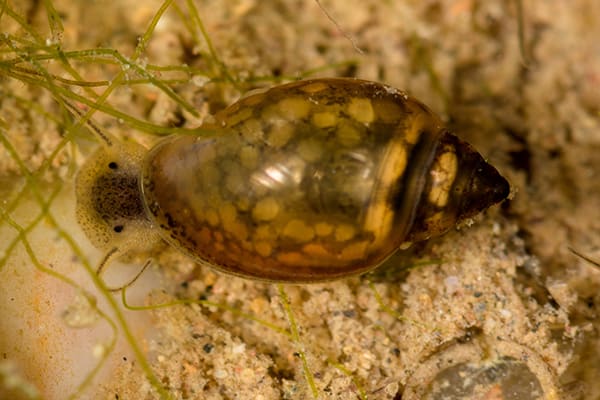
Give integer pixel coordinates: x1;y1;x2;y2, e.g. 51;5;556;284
76;78;510;282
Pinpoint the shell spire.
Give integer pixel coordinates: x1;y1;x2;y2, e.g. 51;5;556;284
401;131;509;244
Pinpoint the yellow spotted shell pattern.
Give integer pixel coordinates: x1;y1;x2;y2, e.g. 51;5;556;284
137;78;509;282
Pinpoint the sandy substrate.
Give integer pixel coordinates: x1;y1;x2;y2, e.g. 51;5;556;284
1;1;599;399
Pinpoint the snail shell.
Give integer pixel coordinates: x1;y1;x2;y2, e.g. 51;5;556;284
76;78;509;282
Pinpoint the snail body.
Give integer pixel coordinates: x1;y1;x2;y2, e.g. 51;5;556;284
76;78;509;282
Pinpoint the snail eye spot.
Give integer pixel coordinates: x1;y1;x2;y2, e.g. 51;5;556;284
108;162;118;170
113;225;124;233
